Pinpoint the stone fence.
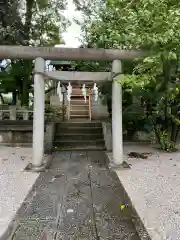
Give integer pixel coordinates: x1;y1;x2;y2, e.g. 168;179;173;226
0;106;60;122
102;121;157;152
0;120;55;153
0;106;33;120
0;106;59;152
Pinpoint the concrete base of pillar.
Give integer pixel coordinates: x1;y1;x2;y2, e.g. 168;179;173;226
106;152;131;170
109;161;131;170
24;155;52;172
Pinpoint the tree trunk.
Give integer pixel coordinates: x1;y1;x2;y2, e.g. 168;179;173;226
175;125;180;143
25;0;34;40
162;55;171;131
164;93;168;131
107;98;112;118
12;92;17;105
146;99;152;117
0;94;5;104
22;60;32;106
22;79;29;106
21;0;34;106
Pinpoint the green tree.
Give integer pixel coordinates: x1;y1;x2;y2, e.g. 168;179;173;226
20;0;66;106
78;0;180;150
0;0;66;106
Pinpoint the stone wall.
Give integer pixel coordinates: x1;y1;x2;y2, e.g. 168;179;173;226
0;121;55;153
44;123;55;153
102;122;157;152
102;122;112;151
50;95;68;120
0;106;33;120
91;94;109;120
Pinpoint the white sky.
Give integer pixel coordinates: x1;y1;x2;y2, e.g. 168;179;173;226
61;0;83;47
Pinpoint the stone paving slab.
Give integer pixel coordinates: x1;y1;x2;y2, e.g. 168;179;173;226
9;151;140;240
49;152;71;171
88;152;140;240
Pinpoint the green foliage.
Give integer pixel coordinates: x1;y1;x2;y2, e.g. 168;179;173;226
0;0;67;106
45;104;67;122
0;60;33;105
158;130;176;152
83;0;180;51
29;0;66;46
75;0;180;151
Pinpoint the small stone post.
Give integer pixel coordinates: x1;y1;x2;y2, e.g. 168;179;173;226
111;60;123;166
44;123;55;154
32;57;45;169
10;106;16;120
0;111;3;120
23;110;29;120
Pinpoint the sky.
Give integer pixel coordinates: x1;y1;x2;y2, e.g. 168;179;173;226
60;0;83;47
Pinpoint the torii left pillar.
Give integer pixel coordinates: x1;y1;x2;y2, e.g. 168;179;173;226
111;60;124;167
32;57;45;170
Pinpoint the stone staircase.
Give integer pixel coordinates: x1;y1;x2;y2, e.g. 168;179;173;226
53;121;106;150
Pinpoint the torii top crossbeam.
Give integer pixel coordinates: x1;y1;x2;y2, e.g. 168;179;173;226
0;46;146;61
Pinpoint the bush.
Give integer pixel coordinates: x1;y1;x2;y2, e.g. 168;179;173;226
45;104;67;122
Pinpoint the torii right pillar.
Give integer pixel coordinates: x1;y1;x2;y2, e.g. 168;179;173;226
111;59;124;167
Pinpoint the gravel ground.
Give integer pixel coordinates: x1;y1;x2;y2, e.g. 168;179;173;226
115;143;180;240
0;147;39;239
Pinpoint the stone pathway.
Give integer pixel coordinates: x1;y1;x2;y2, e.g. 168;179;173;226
10;151;140;240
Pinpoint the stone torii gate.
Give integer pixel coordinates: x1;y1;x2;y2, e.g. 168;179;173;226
0;46;145;171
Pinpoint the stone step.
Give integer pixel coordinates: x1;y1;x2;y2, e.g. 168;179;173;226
55;133;103;141
54;121;105;150
0;125;33;131
54;145;106;151
56;121;102;129
53;140;105;150
0;142;32;147
0;120;33;125
53;139;105;150
54;139;104;145
55;126;103;135
69;115;90;120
